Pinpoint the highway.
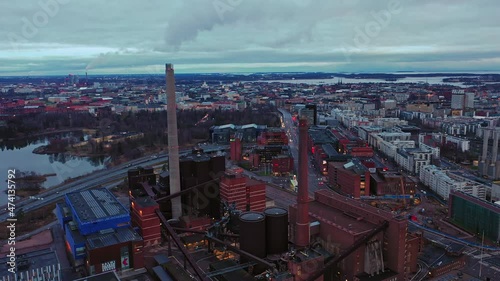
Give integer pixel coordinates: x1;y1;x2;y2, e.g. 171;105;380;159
0;145;228;222
408;220;500;251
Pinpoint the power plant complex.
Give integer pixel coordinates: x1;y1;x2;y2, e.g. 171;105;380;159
49;64;420;281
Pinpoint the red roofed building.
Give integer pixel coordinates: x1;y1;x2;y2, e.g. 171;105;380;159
350;147;374;157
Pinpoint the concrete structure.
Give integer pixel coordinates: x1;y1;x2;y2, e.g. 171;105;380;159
295;117;310;248
166;63;182;219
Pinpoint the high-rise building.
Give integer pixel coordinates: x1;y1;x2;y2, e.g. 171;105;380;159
451;89;465;110
465;92;475;109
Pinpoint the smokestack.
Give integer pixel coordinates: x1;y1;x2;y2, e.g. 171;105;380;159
166;64;182;219
295;117;310;248
85;71;88;86
480;129;491;176
491;130;500;178
493;130;499;163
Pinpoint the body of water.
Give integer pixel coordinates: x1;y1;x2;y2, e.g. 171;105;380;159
0;137;108;206
260;76;485;87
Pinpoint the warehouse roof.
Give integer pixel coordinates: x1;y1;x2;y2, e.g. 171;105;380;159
66;188;128;223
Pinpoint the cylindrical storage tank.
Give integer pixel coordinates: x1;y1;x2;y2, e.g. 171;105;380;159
264;207;289;256
239;212;266;261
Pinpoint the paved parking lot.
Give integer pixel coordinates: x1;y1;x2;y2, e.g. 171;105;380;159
0;248;61;280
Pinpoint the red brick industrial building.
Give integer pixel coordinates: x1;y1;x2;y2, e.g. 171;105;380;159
257;129;289;145
220;169;266;212
328;159;371;198
289;189;421;281
130;196;161;247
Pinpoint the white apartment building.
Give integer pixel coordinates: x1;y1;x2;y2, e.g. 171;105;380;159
396;148;432;175
420;165;488;200
419;143;440;159
373;118;408;128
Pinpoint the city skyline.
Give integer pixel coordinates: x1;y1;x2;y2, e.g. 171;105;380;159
1;0;500;75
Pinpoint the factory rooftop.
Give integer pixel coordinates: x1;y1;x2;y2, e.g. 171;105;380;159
307;199;377;235
133;195;159;208
66;188;128;223
86;226;142;250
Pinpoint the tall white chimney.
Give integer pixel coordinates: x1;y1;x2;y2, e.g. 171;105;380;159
166;64;182;218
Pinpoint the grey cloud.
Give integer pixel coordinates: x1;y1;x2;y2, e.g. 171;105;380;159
0;0;499;74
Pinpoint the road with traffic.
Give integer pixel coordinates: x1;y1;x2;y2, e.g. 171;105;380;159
278;108;326;195
0;145;228;222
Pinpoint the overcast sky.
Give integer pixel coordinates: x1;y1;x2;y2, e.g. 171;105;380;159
1;0;499;75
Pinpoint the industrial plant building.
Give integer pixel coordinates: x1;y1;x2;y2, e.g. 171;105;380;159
370;171;416;197
55;188;144;275
229;126;293;174
289;189;421;281
328;159;371;198
220;168;266;212
179;148;226;219
127;148;226;221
